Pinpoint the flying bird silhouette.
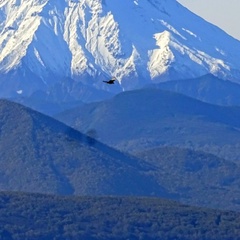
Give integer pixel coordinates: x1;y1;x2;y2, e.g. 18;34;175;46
103;77;117;84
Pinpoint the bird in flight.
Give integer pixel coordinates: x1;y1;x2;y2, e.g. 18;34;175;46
103;77;117;84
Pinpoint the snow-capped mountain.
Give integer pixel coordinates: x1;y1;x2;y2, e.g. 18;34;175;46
1;0;240;99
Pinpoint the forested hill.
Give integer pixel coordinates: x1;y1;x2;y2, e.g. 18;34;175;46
0;191;240;240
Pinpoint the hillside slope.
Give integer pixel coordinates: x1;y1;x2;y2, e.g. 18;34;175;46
135;146;240;211
0;99;164;197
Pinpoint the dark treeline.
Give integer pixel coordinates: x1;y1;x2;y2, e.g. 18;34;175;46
0;191;240;240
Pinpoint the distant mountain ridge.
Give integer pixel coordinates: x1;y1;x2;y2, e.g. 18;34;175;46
152;74;240;106
56;88;240;161
0;0;240;101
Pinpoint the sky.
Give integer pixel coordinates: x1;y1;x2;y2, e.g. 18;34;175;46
177;0;240;40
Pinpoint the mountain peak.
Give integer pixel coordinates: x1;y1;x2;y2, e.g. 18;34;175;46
0;0;240;99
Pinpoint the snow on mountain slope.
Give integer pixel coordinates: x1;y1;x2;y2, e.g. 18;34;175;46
0;0;240;98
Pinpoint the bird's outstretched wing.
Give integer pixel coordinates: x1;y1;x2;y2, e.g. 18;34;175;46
103;77;117;84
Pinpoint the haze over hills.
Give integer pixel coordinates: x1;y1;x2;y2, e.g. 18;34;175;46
56;88;240;161
0;0;240;102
